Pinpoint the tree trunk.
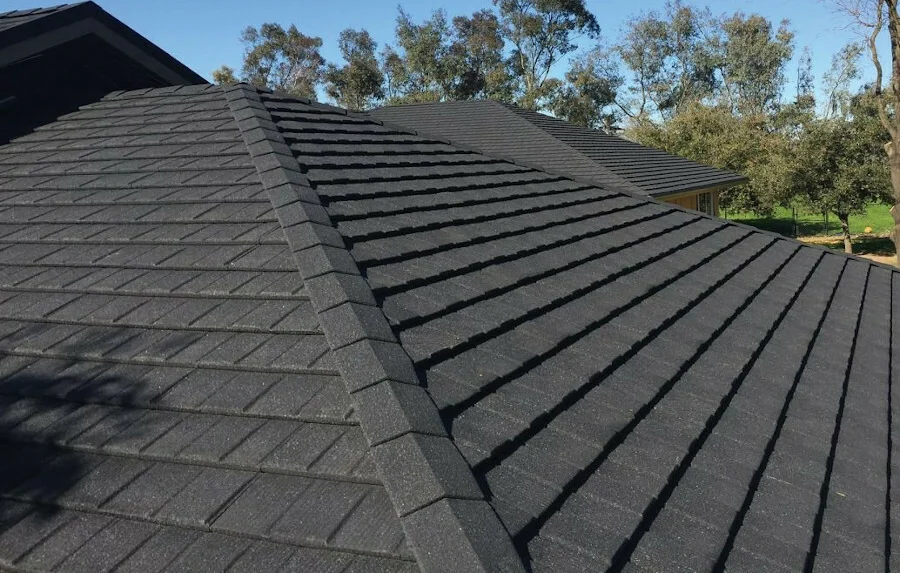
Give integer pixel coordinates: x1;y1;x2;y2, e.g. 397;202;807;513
838;213;853;254
887;142;900;266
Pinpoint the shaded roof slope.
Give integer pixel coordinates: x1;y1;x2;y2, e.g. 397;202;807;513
273;92;896;571
0;4;70;33
368;100;747;198
0;85;416;572
0;2;205;144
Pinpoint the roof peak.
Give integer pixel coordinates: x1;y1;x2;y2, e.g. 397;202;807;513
222;84;527;572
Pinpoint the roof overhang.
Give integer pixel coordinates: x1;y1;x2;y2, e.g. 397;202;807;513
0;2;206;143
648;177;749;199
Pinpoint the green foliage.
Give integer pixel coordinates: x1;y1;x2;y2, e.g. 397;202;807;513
238;23;324;98
615;2;718;120
792;94;892;224
550;47;620;130
384;8;513;105
448;10;515;101
211;65;238;85
822;43;864;119
627;104;792;214
493;0;599;109
391;8;452;102
323;29;384;111
581;4;795;122
715;14;794;115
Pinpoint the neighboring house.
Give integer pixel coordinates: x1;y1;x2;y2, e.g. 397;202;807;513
0;2;204;145
0;4;897;573
369;100;747;216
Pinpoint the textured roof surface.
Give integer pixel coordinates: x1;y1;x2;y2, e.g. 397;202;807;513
0;85;415;572
0;83;897;573
294;95;895;570
368;100;747;198
0;4;71;33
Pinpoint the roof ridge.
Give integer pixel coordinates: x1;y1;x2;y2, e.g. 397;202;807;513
367;103;648;197
508;105;749;183
222;84;527;573
369;99;507;112
491;104;651;195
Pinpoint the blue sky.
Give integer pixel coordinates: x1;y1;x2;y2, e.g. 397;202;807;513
2;0;879;101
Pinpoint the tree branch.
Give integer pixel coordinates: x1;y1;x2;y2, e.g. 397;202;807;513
869;0;898;140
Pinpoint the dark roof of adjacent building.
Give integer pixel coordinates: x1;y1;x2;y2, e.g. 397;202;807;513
0;82;896;573
0;2;205;144
368;100;748;198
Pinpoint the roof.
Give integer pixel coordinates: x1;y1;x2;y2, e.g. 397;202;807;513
0;83;895;573
0;2;205;144
368;100;748;198
0;4;69;33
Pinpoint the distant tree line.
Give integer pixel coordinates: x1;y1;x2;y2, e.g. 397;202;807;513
212;0;900;257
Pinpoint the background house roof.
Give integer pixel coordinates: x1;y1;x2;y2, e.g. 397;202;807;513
0;83;896;572
368;100;748;198
0;2;205;145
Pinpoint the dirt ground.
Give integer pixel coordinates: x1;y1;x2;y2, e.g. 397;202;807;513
798;234;896;266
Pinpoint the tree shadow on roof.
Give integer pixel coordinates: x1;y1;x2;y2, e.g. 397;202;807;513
0;325;194;528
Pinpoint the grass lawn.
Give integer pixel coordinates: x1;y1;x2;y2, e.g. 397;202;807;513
724;204;894;237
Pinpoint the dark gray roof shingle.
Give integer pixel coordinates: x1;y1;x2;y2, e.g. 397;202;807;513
263;90;895;572
1;82;897;573
368;100;747;198
0;84;415;572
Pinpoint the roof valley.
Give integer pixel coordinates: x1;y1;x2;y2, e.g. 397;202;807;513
222;84;526;573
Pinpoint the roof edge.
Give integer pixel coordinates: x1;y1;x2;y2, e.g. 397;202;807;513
0;1;205;84
368;103;649;197
650;177;750;198
221;84;526;573
498;101;748;191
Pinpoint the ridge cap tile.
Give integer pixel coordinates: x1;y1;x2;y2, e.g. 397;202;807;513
354;381;448;446
372;433;483;516
332;339;420;391
304;272;378;313
405;499;525;573
224;85;525;573
319;301;397;350
293;244;361;279
286;221;347;253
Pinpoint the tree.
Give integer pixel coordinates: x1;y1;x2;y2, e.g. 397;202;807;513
447;10;514;101
615;1;718;121
238;23;324;98
391;8;454;103
324;29;384;111
822;42;864;119
211;65;238;85
627;103;793;215
792;94;891;252
605;5;793;123
550;46;621;130
385;8;514;104
831;0;900;263
714;14;795;116
493;0;600;109
380;45;408;103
